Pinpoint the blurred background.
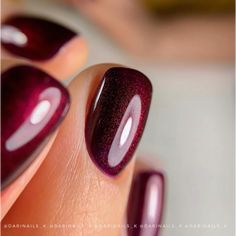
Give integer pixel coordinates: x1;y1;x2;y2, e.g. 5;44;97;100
11;0;235;235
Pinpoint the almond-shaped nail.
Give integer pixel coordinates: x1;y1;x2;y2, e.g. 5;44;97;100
127;171;165;236
1;15;77;61
85;67;152;175
1;65;70;189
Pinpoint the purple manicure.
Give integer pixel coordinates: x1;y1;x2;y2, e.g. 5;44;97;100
1;65;70;189
1;15;77;60
85;67;152;175
127;171;165;236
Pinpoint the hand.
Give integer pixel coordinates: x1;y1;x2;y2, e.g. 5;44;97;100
1;1;164;236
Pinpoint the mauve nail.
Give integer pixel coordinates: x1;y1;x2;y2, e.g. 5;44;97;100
127;171;165;236
1;15;77;60
1;65;70;189
85;67;152;175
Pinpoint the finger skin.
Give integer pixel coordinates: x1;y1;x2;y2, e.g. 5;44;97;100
67;0;234;62
1;132;57;220
1;1;87;219
134;155;163;174
2;37;88;80
2;64;136;236
34;37;87;80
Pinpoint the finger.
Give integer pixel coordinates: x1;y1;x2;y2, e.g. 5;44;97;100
66;0;234;62
2;64;152;236
1;61;71;219
1;0;87;80
133;155;163;173
126;159;165;236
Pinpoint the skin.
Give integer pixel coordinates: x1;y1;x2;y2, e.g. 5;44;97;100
1;130;58;220
2;0;88;80
1;62;136;236
67;0;234;63
1;2;159;235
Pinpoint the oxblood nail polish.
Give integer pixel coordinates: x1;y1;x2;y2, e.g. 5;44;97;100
85;67;152;175
127;171;165;236
1;15;77;60
1;65;70;189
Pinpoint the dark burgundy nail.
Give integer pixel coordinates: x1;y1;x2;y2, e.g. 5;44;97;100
127;171;165;236
1;15;77;60
1;65;70;189
85;67;152;175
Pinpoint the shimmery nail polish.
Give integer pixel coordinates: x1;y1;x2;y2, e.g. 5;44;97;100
127;171;165;236
1;65;70;189
1;15;77;61
85;67;152;175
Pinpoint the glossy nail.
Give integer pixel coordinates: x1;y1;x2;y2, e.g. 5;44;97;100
1;65;70;189
85;67;152;175
127;171;165;236
1;15;77;60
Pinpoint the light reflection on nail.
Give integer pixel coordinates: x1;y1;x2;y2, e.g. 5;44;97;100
108;95;141;168
30;100;51;125
120;117;132;147
1;25;27;46
6;87;61;151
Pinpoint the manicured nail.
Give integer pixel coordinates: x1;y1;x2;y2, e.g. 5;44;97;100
85;67;152;175
127;171;165;236
1;65;70;189
1;15;77;60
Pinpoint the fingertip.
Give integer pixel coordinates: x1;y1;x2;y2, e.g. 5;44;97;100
35;36;88;80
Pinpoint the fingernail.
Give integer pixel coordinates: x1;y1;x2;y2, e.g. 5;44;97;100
1;15;77;61
127;171;165;236
1;65;70;189
85;67;152;175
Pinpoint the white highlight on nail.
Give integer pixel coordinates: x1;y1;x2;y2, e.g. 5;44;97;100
140;175;162;236
30;100;51;125
147;178;159;220
120;117;132;146
1;25;27;46
94;79;105;110
108;95;141;167
6;87;61;151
